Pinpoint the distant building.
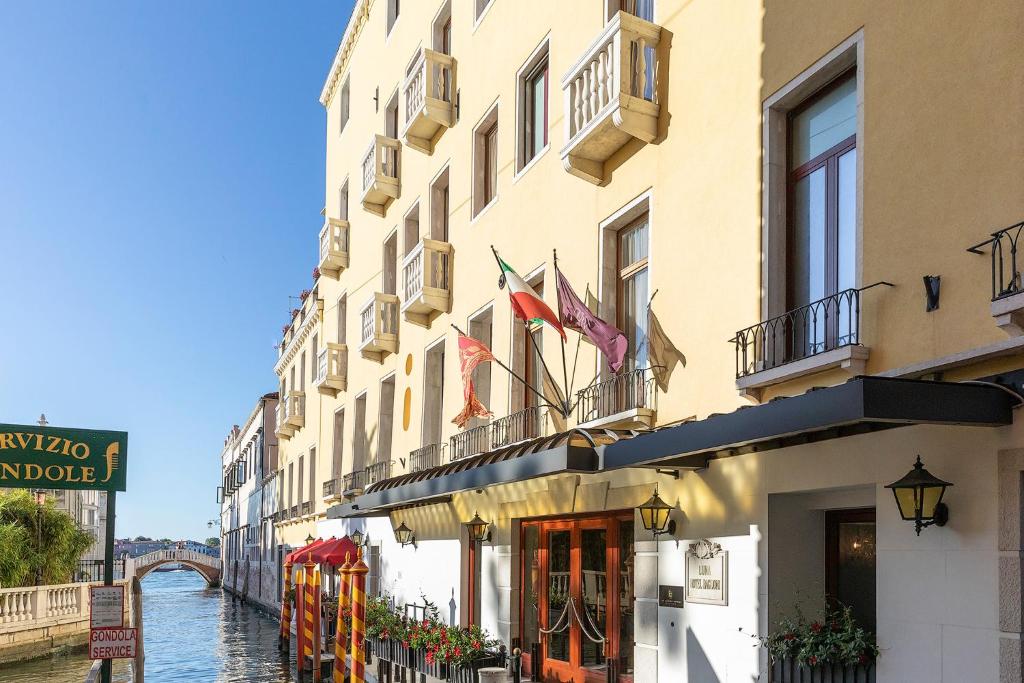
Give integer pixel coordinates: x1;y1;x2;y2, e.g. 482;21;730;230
218;392;280;612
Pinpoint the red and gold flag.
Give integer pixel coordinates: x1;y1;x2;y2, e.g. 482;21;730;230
452;333;496;429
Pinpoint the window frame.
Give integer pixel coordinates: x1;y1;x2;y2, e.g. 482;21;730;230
339;77;351;135
515;38;551;176
471;102;500;219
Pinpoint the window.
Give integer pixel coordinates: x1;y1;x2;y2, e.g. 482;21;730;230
607;0;654;22
422;341;446;445
308;447;316;503
472;105;499;216
386;0;399;36
299;352;306;391
332;409;345;479
475;0;494;23
337;294;347;344
339;77;350;134
825;508;875;632
353;393;368;472
787;71;857;319
297;455;304;504
383;232;398;295
339;180;349;220
287;462;294;509
432;1;452;55
378;376;396;464
385;91;399;140
517;42;549;171
617;217;649;371
467;307;493;428
430;166;450;242
311;334;319;383
404;202;420;257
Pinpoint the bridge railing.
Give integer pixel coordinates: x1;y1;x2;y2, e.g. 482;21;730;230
124;548;222;583
0;580;129;634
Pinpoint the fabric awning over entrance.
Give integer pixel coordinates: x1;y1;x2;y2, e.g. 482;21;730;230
286;537;327;564
602;376;1016;471
326;428;643;519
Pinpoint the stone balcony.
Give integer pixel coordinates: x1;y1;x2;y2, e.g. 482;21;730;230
318;217;350;279
401;48;457;155
274;403;293;440
560;10;663;185
315;343;348;397
284;391;305;430
360;135;401;217
359;292;400;362
401;238;452;327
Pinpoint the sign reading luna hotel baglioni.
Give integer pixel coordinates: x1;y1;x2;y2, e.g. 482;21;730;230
0;423;127;492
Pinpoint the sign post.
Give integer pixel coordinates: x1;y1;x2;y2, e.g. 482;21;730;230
0;423;128;683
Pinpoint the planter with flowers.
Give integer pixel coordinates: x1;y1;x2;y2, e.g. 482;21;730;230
749;605;878;683
366;596;404;664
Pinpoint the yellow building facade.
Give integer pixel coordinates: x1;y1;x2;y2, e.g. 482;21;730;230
268;1;1024;681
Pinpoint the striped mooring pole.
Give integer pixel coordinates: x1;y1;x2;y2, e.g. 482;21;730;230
295;566;306;674
279;559;293;652
303;554;321;680
349;547;369;683
332;552;353;683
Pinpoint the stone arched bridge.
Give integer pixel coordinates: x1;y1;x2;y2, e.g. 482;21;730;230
124;549;221;587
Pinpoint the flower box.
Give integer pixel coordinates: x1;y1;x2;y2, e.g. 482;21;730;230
770;658;875;683
447;653;505;683
414;648;448;679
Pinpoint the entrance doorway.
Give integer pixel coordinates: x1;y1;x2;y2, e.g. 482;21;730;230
521;512;634;683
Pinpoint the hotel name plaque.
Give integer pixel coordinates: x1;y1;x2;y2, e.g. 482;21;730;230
685;539;728;606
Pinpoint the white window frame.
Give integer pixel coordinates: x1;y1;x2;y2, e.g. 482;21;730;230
339;76;351;135
514;36;551;179
471;101;500;222
473;0;496;32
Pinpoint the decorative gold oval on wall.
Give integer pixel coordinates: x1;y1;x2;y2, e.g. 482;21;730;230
405;354;413;376
403;387;412;431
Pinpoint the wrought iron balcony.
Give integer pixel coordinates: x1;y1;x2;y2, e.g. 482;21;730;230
359;293;400;362
402;48;457;154
449;423;491;461
410;443;446;472
315;343;348;397
318;217;350;279
361;134;401;216
342;469;365;495
491;407;545;448
560;11;663;184
401;238;452;326
322;478;341;500
968;220;1024;335
289;505;299;519
343;461;392;495
575;367;656;428
733;284;891;383
300;501;312;516
284;391;305;430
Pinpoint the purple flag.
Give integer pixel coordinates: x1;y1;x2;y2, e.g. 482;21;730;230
556;267;628;373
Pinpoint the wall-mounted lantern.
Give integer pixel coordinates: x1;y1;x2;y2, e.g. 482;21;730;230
638;487;676;536
350;529;365;547
394;521;416;547
465;511;491;543
885;455;952;535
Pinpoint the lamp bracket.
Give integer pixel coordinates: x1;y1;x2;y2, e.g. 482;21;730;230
688;539;723;559
655;468;681;479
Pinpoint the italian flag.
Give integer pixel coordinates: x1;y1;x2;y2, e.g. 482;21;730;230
498;255;566;340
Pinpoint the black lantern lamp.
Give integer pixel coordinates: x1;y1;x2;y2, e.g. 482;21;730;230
350;528;365;547
885;455;952;535
394;521;415;547
466;511;491;543
638;487;676;536
305;533;315;545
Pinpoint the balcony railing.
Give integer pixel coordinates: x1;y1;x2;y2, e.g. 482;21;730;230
968;220;1024;301
275;403;292;439
318;218;350;279
449;407;546;461
402;48;457;154
401;238;452;326
343;461;393;494
284;391;305;429
410;443;446;472
361;135;401;216
359;293;400;361
323;478;341;499
449;423;491;461
289;505;299;519
733;285;891;379
575;367;657;427
560;10;663;184
315;343;348;397
301;501;312;516
342;470;364;494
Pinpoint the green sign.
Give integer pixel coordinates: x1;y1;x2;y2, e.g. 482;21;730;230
0;424;127;492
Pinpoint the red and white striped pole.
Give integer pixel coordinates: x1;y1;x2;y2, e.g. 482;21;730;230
332;552;353;683
349;548;369;683
279;559;293;652
295;565;306;674
303;554;319;679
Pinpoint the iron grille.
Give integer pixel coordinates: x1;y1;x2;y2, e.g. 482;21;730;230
410;443;446;472
491;407;544;448
968;220;1024;300
449;423;491;461
575;368;656;424
322;478;340;498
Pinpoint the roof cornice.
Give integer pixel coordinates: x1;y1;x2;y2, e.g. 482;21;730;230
274;299;323;377
319;0;372;108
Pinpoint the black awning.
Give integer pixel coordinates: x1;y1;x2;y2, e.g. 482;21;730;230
603;376;1016;471
327;428;641;519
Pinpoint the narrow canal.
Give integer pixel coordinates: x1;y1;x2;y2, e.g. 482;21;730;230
1;570;298;682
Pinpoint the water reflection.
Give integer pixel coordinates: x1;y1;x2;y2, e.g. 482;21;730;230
0;570;300;682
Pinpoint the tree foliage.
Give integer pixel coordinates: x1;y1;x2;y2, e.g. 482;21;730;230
0;490;94;587
205;537;220;547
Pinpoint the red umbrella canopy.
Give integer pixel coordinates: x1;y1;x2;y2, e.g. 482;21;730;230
313;536;358;566
286;537;329;564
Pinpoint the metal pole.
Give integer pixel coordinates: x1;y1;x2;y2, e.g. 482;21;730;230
523;320;567;417
553;253;572;416
100;492;116;683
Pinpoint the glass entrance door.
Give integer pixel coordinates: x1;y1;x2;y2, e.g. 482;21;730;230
523;513;633;683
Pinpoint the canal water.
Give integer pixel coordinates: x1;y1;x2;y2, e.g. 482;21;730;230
0;570;299;682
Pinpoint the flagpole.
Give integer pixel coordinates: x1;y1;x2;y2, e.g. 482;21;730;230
450;325;562;414
553;250;572;416
522;320;568;418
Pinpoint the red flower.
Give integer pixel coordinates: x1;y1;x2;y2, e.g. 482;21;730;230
808;656;818;666
810;622;823;633
312;266;321;281
472;639;482;650
858;653;869;665
454;646;462;658
783;633;795;641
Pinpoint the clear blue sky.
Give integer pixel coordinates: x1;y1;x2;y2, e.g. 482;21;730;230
0;2;355;541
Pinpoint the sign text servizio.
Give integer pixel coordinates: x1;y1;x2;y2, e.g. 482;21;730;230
0;424;127;492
